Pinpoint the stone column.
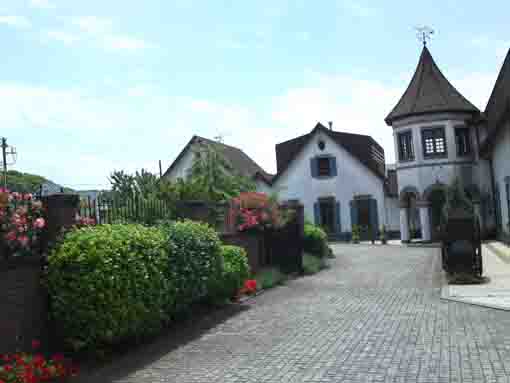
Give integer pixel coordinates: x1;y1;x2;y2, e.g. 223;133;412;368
399;201;410;243
417;200;431;242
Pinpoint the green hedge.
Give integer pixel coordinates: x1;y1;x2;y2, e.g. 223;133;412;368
304;223;328;257
46;224;173;352
163;220;223;312
208;245;250;303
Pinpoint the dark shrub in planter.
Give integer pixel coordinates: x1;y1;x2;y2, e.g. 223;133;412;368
46;224;173;352
208;245;250;303
163;220;222;312
303;223;328;257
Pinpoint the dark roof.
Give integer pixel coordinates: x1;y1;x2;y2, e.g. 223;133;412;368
272;123;386;184
163;135;269;179
385;46;479;125
483;48;510;143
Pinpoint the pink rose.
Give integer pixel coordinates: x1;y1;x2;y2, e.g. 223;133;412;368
23;193;33;201
12;192;21;200
5;231;17;241
33;217;46;229
18;235;29;248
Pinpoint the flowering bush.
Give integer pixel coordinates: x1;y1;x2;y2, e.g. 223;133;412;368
228;192;292;232
0;189;45;257
0;340;78;383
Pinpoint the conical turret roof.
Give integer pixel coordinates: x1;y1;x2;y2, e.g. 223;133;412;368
385;46;479;125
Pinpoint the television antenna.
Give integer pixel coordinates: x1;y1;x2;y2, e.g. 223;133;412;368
1;138;18;189
415;26;434;46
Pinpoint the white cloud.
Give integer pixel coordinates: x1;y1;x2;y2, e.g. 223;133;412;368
45;30;79;45
30;0;55;9
103;35;155;52
72;16;112;34
0;15;31;28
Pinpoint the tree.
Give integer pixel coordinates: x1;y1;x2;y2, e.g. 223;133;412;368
109;170;136;199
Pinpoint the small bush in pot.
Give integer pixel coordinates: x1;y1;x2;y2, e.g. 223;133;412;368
351;225;360;244
303;223;328;258
46;224;173;353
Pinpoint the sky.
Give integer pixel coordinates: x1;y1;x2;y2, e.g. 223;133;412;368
1;0;509;190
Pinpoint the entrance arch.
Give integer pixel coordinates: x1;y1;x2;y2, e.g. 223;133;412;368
399;186;421;242
423;183;447;241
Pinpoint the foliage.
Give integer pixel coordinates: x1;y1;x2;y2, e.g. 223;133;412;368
254;268;287;290
0;341;78;383
162;220;222;312
379;225;387;243
0;190;45;257
302;253;329;275
2;170;73;195
303;223;329;257
108;169;160;200
46;224;173;352
442;178;474;219
189;142;256;203
208;245;250;303
229;192;293;232
351;224;360;243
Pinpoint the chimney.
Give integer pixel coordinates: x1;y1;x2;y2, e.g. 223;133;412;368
328;121;333;130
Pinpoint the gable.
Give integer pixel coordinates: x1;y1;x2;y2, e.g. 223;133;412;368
273;123;385;184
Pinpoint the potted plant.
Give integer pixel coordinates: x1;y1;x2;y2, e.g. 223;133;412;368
380;225;387;244
351;224;360;244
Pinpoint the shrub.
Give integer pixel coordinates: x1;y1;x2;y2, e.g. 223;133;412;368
46;224;173;352
303;253;329;275
208;245;250;303
303;223;328;257
255;267;287;289
163;220;222;312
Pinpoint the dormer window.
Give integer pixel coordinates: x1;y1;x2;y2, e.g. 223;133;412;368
311;156;337;178
422;126;447;158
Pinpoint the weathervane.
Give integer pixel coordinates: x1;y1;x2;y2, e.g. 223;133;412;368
415;26;434;46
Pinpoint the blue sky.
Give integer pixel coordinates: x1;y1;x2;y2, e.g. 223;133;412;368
1;0;509;189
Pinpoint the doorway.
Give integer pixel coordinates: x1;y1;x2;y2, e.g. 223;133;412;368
319;199;335;234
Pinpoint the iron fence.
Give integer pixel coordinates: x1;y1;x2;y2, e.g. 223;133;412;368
79;195;173;226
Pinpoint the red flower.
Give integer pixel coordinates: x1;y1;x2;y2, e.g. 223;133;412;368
3;364;13;372
1;354;10;362
31;340;41;350
50;353;64;362
32;354;45;367
244;279;257;293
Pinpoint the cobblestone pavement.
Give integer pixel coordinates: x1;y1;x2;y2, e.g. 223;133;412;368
84;245;510;383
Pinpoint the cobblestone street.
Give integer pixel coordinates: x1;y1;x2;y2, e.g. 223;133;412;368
83;245;510;383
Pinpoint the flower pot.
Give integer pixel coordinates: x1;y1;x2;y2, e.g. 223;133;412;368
0;256;48;354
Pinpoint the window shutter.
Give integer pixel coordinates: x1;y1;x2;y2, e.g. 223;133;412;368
350;200;358;228
310;158;318;178
336;202;341;233
369;199;379;237
330;157;337;176
314;202;320;225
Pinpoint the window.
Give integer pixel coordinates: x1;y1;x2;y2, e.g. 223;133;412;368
422;127;447;157
455;126;472;156
397;131;414;161
318;157;331;176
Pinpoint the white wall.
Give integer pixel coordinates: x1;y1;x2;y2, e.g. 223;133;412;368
492;121;510;236
272;131;387;231
393;113;491;197
164;146;194;180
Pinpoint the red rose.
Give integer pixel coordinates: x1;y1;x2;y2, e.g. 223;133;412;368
50;353;64;362
3;364;13;372
31;340;41;350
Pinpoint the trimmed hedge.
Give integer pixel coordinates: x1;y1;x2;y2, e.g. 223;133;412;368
163;220;223;312
208;245;250;303
46;224;173;352
304;223;328;257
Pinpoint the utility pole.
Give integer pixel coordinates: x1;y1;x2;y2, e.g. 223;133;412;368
2;138;8;189
1;138;17;189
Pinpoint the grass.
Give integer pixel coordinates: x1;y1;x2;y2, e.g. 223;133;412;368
303;253;329;275
254;267;287;290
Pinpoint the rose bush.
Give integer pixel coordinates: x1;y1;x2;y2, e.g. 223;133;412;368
0;189;45;257
0;340;78;383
